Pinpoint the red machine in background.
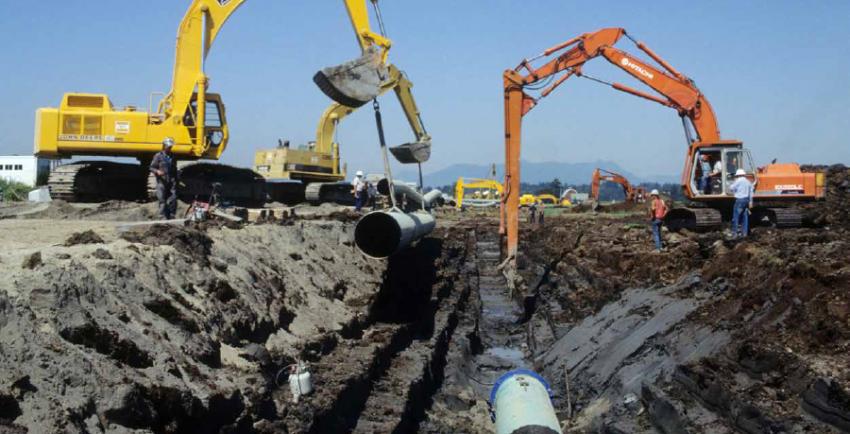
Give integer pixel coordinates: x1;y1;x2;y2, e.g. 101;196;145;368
590;168;646;204
501;28;825;256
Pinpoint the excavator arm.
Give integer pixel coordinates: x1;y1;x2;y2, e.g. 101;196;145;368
344;0;392;63
161;0;246;121
315;65;430;155
312;64;430;179
391;66;431;148
590;168;635;202
502;27;722;256
317;1;430;165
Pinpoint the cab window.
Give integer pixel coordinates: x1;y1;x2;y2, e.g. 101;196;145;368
183;100;223;128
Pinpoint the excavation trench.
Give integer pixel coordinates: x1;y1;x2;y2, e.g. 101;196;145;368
2;190;850;434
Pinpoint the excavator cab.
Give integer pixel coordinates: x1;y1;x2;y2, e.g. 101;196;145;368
690;146;756;198
182;94;227;152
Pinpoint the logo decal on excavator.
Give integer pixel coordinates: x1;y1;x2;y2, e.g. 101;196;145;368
218;0;232;6
621;58;654;80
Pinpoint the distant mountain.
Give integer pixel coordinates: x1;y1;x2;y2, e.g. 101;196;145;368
396;161;677;188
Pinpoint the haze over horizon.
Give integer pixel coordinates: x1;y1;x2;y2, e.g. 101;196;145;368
1;1;847;179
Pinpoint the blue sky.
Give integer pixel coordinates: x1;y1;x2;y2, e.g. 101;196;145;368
1;1;848;179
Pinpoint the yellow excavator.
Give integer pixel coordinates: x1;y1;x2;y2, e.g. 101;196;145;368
454;177;504;209
253;4;430;205
254;64;430;204
34;0;396;205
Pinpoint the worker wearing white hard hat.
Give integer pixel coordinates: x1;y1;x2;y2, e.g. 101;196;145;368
149;137;178;219
728;169;754;238
648;189;667;251
351;171;367;212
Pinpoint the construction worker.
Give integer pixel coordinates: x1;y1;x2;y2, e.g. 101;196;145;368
367;181;378;210
528;201;537;223
150;137;178;219
351;171;367;212
648;189;667;251
538;201;545;226
699;154;712;194
728;169;753;238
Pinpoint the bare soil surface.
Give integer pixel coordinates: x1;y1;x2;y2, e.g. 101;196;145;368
1;182;848;433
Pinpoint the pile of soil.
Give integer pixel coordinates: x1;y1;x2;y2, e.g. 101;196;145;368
0;219;389;433
64;230;105;246
14;200;167;221
120;224;213;265
802;164;850;228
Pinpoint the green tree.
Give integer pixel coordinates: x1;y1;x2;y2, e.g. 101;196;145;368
551;178;562;195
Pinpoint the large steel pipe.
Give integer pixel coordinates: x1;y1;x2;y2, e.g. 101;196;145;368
376;178;441;209
354;211;436;258
490;369;561;434
422;189;443;207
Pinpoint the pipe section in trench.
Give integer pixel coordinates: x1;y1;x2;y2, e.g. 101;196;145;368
377;178;443;210
354;210;436;259
490;369;561;434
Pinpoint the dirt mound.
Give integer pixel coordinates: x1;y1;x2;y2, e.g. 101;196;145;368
64;230;105;246
18;200;166;221
802;164;850;228
0;220;390;432
570;201;643;214
120;224;213;265
21;252;42;270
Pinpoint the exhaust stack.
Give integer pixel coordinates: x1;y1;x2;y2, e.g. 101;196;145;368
490;369;561;434
354;211;435;258
314;47;388;108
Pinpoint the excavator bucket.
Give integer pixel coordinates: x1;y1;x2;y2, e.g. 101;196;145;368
314;47;389;108
389;141;431;164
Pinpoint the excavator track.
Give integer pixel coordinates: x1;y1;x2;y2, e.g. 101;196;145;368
664;207;722;232
265;182;307;205
764;207;803;228
304;182;356;206
47;162;148;202
46;161;266;208
158;162;268;208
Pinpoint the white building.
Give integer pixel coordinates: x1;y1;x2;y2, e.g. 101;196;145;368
0;156;51;187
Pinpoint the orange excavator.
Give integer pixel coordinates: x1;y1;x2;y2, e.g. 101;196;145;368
501;28;825;256
590;168;646;203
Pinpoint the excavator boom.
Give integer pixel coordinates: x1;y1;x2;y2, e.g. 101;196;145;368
501;28;823;256
164;0;246;122
590;168;644;203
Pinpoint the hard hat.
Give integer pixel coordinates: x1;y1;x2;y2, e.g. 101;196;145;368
162;137;175;148
735;169;747;177
650;189;660;196
355;170;364;177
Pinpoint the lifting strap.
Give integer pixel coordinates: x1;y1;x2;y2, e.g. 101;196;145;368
373;99;399;210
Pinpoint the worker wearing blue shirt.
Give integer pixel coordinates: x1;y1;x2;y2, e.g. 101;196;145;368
698;154;712;194
728;169;754;238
